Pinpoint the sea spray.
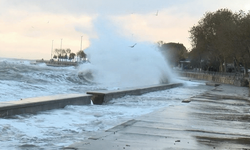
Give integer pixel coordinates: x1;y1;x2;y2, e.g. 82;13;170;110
77;18;175;88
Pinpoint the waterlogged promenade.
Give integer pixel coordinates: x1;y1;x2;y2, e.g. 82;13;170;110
0;81;206;149
66;82;250;150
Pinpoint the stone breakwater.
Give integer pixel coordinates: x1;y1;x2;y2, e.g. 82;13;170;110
178;71;249;87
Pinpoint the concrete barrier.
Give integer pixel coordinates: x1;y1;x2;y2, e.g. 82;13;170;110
0;83;183;117
178;72;248;87
0;94;92;117
205;82;220;87
87;83;183;104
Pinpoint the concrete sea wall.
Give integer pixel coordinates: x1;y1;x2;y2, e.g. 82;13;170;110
36;59;87;67
179;71;248;87
0;94;92;117
87;83;183;104
0;83;183;117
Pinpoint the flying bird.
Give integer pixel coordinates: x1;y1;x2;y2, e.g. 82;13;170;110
155;10;159;16
129;43;137;48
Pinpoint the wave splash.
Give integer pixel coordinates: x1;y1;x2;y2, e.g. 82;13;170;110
77;42;175;88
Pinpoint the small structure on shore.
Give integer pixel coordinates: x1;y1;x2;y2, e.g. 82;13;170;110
36;58;88;67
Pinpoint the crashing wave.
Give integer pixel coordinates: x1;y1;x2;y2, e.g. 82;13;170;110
78;69;94;83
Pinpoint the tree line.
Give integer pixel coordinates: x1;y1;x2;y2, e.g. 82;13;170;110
189;8;250;74
157;42;188;68
158;8;250;75
53;49;87;61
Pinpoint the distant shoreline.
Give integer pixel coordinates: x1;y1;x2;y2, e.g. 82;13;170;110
36;59;85;67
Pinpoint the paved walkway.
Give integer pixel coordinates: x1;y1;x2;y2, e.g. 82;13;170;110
64;83;250;150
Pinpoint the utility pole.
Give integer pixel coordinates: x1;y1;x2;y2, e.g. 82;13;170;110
80;36;83;51
51;40;53;59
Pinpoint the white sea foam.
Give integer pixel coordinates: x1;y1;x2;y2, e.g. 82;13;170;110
0;80;212;149
0;20;206;150
77;20;176;88
0;58;100;102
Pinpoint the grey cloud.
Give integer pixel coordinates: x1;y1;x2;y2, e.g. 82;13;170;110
1;0;247;18
1;0;195;16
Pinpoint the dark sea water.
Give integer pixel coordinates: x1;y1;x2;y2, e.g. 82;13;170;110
0;57;213;149
0;58;103;102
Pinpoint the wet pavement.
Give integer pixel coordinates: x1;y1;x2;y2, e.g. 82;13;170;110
65;83;250;150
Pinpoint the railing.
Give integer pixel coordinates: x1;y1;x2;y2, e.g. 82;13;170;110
178;69;247;78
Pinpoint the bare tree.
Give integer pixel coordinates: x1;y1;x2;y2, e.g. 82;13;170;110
65;49;71;61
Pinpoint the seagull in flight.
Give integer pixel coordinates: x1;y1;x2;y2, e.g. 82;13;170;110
129;43;137;48
155;10;159;16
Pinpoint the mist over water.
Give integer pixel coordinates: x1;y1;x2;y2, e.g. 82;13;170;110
78;18;175;88
0;18;177;102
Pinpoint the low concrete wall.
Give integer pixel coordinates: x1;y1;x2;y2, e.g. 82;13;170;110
36;60;87;67
0;94;92;117
87;83;183;104
45;61;78;67
0;83;183;117
179;72;247;86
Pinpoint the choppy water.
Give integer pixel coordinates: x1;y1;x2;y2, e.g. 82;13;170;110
0;58;104;102
0;57;175;102
0;81;212;150
0;57;214;149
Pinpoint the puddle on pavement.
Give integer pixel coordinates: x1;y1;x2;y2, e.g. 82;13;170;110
195;136;250;149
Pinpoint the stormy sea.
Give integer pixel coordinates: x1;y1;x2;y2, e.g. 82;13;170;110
0;57;214;149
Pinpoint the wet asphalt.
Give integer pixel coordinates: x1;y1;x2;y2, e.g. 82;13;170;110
65;82;250;150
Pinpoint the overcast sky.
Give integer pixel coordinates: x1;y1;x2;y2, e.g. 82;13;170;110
1;0;250;60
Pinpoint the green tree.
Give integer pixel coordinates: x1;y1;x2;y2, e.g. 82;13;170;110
188;8;249;73
69;53;76;60
54;49;63;61
158;42;188;67
61;49;66;61
77;50;87;59
53;55;57;59
234;11;250;74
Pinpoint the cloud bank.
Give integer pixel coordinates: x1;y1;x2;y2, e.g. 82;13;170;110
1;0;250;59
